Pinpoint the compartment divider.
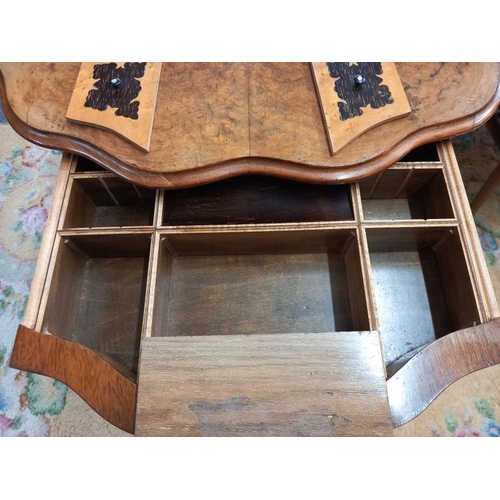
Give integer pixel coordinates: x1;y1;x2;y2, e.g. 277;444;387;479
26;155;74;329
153;189;164;229
98;177;120;206
361;219;460;229
344;228;373;332
438;140;499;321
70;172;118;180
392;162;444;169
349;183;364;222
392;168;414;198
157;221;359;234
356;226;380;334
58;227;155;237
142;232;161;339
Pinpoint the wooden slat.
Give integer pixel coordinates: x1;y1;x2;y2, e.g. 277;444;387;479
311;62;411;154
438;140;500;321
66;63;162;152
135;332;393;436
387;318;500;427
23;155;73;328
10;325;137;434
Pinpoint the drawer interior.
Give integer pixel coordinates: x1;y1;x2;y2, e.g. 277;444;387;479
366;227;480;376
151;229;369;336
359;168;454;220
41;233;151;376
32;142;488;382
63;177;156;228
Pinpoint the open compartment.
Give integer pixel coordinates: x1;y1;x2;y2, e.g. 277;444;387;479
399;143;440;162
41;233;152;378
359;167;454;220
63;176;156;228
151;229;369;336
74;156;107;172
162;175;354;226
366;226;481;376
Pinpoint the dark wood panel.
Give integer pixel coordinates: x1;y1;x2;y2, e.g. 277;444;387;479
136;332;393;436
388;318;500;427
10;325;137;434
163;176;353;225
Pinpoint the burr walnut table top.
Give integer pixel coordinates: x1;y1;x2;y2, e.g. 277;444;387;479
1;62;499;189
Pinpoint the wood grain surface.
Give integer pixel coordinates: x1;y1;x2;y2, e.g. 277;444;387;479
10;325;137;434
1;63;498;188
311;62;411;153
66;63;162;151
387;318;500;427
135;332;393;436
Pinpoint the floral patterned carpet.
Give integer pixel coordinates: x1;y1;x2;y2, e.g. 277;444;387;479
1;99;500;437
0;103;127;436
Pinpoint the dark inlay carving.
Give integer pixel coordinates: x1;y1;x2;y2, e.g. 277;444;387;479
84;62;146;120
326;63;394;121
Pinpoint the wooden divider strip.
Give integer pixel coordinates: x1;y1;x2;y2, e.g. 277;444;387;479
24;155;73;329
438;140;500;320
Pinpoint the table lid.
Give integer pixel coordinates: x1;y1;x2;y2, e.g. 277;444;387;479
1;62;499;188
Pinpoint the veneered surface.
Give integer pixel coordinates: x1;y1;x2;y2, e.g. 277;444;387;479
1;63;499;188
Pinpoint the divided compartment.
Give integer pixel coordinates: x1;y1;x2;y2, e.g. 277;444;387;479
151;229;369;337
366;226;481;376
358;167;455;221
63;176;156;229
41;233;152;379
162;175;354;226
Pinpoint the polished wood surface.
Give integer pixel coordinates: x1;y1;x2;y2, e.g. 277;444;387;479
10;325;137;434
66;63;162;151
311;62;411;153
1;63;499;188
387;318;500;427
135;332;393;436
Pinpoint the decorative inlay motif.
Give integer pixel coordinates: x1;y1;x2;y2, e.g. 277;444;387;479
84;62;147;120
326;62;394;121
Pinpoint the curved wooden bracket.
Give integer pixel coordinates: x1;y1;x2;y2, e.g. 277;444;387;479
387;318;500;428
9;325;137;434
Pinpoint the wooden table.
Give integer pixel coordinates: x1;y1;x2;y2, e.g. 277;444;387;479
3;63;500;436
